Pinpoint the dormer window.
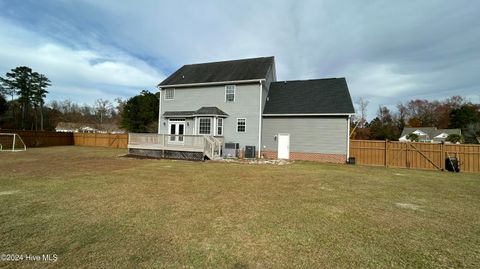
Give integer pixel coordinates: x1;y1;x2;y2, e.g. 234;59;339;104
165;89;174;100
225;85;235;102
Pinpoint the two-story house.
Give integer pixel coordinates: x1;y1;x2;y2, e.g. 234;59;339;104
128;56;355;163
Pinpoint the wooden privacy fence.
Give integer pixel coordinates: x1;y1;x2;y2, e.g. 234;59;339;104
0;130;73;147
350;140;480;173
73;133;128;148
0;130;128;149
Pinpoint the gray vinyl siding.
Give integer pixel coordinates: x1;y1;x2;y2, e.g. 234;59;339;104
159;83;262;150
261;117;348;154
262;62;276;109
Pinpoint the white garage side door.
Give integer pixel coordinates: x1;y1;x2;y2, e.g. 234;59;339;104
277;133;290;159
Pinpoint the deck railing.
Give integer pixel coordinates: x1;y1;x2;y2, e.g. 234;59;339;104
128;133;223;159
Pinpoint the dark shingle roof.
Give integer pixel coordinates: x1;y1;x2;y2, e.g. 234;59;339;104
163;111;195;117
159;57;274;86
163;107;228;117
195;107;228;116
263;78;355;115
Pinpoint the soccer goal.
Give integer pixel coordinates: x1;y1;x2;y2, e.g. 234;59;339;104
0;133;27;152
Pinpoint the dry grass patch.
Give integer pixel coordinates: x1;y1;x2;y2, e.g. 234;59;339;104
0;146;479;268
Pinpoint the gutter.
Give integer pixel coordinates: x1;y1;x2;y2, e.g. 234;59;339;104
258;81;263;158
262;113;355;117
158;79;266;88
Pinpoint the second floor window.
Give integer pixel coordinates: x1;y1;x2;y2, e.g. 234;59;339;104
165;89;174;100
225;85;235;102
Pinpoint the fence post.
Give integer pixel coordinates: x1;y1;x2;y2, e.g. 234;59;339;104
405;143;409;168
440;143;445;171
384;140;388;167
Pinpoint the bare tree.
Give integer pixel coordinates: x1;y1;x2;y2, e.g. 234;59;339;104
355;97;369;128
94;99;113;124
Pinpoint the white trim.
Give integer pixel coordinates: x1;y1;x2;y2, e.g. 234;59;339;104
159;79;265;88
263;113;355;116
347;115;350;161
258;82;262;158
225;85;236;102
236;118;246;133
158;89;162;134
213;116;217;136
192;114;228;117
194;117;198;135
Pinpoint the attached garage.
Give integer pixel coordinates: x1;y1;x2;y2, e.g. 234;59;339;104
261;78;355;163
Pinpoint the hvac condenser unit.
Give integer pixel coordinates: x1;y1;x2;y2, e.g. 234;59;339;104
223;142;239;158
245;146;256;159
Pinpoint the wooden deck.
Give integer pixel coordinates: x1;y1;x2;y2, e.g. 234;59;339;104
127;133;223;160
128;143;204;152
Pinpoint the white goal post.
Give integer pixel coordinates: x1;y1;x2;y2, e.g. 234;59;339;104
0;133;27;152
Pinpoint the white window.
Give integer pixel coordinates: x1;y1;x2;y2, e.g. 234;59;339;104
165;88;174;100
225;85;235;102
217;118;223;136
237;118;246;133
199;118;211;135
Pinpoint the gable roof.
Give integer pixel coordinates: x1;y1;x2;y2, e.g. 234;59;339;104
159;56;274;87
263;78;355;115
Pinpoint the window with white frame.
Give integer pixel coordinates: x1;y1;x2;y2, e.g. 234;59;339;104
164;88;174;100
217;118;223;136
225;85;235;102
199;118;211;135
237;118;246;133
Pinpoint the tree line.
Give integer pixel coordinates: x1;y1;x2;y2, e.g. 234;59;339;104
352;96;480;144
1;66;479;143
0;66;158;133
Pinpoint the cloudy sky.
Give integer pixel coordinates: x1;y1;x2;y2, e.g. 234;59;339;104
1;0;479;118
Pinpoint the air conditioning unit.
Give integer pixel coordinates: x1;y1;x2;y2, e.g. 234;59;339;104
223;142;239;158
245;145;256;159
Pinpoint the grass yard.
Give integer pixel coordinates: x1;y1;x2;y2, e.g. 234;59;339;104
0;146;479;268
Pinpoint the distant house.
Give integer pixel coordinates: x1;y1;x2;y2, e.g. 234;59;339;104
399;127;462;143
55;122;125;134
129;56;355;162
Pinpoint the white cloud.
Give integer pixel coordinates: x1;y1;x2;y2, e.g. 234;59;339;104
0;17;164;104
1;0;480;118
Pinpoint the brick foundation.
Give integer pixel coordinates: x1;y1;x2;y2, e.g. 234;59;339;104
261;151;346;163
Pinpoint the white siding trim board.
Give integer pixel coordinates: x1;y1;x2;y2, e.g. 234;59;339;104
160;79;266;89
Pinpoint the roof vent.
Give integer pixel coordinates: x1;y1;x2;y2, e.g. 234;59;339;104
182;75;185;79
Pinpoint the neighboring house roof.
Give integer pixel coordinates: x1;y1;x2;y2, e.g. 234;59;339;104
55;122;125;133
163;106;228;117
400;127;462;141
159;56;274;86
263;78;355;115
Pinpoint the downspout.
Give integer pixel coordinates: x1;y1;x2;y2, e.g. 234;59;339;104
158;87;162;134
258;81;263;158
346;115;351;162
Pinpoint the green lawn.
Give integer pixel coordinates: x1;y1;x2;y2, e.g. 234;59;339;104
0;146;479;268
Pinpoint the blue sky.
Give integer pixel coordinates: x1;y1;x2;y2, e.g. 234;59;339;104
1;0;479;118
